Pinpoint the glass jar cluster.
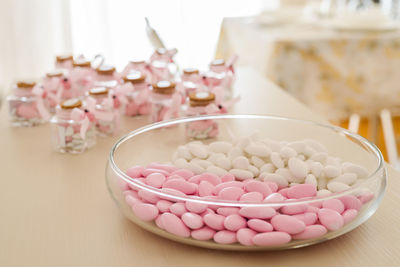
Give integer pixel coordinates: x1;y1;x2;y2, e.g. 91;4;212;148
7;50;238;153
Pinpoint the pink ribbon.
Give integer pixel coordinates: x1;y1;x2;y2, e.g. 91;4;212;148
32;86;50;120
70;108;91;139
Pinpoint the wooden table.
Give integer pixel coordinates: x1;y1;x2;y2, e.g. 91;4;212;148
1;68;399;267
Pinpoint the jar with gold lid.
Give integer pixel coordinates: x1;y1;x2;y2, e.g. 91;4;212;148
149;81;181;122
85;87;119;136
186;91;219;139
55;55;73;71
204;58;236;100
121;59;149;79
149;48;178;83
7;81;50;126
42;70;73;112
50;98;97;153
69;57;95;96
121;72;151;116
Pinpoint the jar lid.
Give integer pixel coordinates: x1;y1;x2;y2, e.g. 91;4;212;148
123;72;146;84
152;81;175;94
210;59;225;66
88;87;109;96
56;55;73;62
61;98;82;109
16;81;36;89
183;68;199;75
189;91;215;107
96;65;116;75
46;70;64;78
130;59;145;64
73;58;91;68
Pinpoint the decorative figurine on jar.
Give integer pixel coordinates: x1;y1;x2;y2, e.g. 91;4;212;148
186;91;219;139
85;87;120;136
148;48;178;83
50;98;97;154
7;81;50;126
118;72;151;116
149;81;182;123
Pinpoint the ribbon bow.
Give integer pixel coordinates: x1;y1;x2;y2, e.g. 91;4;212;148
112;84;130;109
32;86;50;121
86;96;120;132
70;108;91;139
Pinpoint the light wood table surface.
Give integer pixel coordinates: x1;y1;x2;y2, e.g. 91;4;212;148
1;68;399;267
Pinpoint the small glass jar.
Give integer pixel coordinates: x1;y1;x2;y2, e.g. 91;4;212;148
69;58;95;96
205;59;234;100
149;48;178;83
50;98;97;154
55;55;73;71
150;81;180;123
186;91;219;139
87;87;119;136
42;70;68;112
182;67;201;83
122;72;151;116
7;81;50;127
121;60;149;79
95;65;120;89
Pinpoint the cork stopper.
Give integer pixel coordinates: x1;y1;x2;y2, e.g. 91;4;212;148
96;65;116;76
16;81;36;89
123;72;146;84
210;59;225;66
61;98;82;109
189;91;215;107
130;59;145;64
73;58;91;68
152;81;175;94
46;70;64;78
183;68;199;75
56;55;73;63
88;87;109;96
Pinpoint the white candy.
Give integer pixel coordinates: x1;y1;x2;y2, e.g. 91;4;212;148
209;141;233;154
310;152;328;164
275;168;296;183
297;154;306;161
327;181;351;193
244;142;271;157
229;169;254;180
185;161;205;174
324;165;341;178
316;189;332;197
188;144;208;159
288;157;308;179
309;161;323;177
261;139;282;152
261;173;288;188
304;139;328;153
248;165;259;176
331;173;357;185
287;141;306;153
303;146;317;157
305;174;318;186
236;137;251;149
232;156;250;170
174;158;188;169
177;146;192;160
215;156;232;170
228;147;243;161
342;162;369;178
251;156;265;169
270;152;284;169
206;165;228;176
208;153;225;165
260;163;275;174
280;146;297;159
191;158;213;169
326;157;341;168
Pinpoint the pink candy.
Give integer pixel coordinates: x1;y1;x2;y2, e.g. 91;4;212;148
122;164;373;247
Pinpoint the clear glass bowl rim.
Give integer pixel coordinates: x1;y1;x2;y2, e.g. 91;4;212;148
108;114;385;207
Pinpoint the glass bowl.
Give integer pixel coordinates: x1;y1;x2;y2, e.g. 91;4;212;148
106;114;386;250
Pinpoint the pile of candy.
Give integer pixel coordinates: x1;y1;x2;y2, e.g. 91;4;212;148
118;136;375;247
7;50;239;153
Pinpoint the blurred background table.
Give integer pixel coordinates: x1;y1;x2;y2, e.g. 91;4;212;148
1;68;399;267
217;16;400;121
